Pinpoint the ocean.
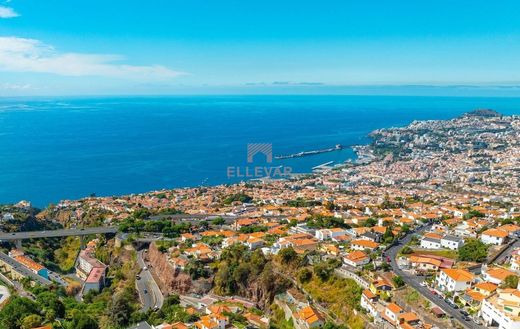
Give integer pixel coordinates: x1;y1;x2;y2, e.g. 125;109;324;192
1;95;520;207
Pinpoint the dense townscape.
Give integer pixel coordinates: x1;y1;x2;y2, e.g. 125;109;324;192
1;110;520;329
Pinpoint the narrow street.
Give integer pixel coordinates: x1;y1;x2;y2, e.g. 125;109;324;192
385;223;485;329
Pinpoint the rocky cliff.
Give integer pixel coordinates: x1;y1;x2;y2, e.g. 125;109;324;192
147;242;193;295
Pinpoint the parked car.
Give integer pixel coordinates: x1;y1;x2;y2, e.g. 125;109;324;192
445;299;458;309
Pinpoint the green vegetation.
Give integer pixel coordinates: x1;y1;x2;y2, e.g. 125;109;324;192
147;295;199;326
297;268;313;284
458;238;488;262
185;259;210;280
0;247;143;329
211;216;226;225
286;198;322;208
383;227;395;244
119;217;191;237
306;215;350;229
222;193;253;205
322;322;348;329
392;276;405;288
501;275;519;289
362;218;378;227
405;290;420;304
214;244;288;300
400;246;413;255
269;304;294;329
415;249;458;259
201;235;224;246
278;247;298;265
24;236;84;273
239;225;268;234
54;237;81;272
302;266;363;329
463;210;485;220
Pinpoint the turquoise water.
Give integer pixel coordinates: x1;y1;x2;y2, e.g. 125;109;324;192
1;95;520;207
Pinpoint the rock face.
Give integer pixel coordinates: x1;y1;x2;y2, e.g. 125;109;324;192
148;242;193;294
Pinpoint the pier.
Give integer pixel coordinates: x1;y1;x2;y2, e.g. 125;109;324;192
275;144;344;160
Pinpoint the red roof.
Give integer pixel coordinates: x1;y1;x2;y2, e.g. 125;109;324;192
86;266;105;283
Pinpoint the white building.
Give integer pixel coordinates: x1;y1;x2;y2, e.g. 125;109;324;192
343;251;370;268
436;268;475;292
482;266;517;285
315;228;348;241
420;237;441;249
440;235;464;250
360;289;379;318
481;289;520;329
481;229;508;245
383;303;403;326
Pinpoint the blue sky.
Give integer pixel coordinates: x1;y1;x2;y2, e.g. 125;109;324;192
2;0;520;96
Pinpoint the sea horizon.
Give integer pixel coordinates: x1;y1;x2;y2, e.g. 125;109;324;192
2;94;520;208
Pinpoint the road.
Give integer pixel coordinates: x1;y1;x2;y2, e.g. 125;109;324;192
0;227;117;241
136;249;164;312
48;271;68;287
385;223;486;329
0;251;52;286
492;237;520;264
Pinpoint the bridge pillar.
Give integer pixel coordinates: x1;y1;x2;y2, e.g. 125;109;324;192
14;239;22;250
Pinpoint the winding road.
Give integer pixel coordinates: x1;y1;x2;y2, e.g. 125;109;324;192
136;249;164;312
385;223;486;329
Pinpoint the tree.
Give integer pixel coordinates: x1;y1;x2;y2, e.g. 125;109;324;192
163;295;180;308
0;296;39;329
297;268;313;284
70;313;99;329
37;291;65;318
501;275;519;289
108;291;133;327
314;262;333;281
211;217;225;225
458;239;488;262
393;275;405;288
325;201;336;211
21;314;42;329
363;218;377;227
322;322;347;329
401;246;413;254
278;247;298;264
363;263;374;271
186;259;208;279
463;210;485;220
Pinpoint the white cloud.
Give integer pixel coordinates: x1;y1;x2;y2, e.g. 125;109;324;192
0;37;184;80
0;82;31;90
0;6;18;18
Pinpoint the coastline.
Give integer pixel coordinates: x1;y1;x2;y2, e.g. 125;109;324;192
2;96;520;207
